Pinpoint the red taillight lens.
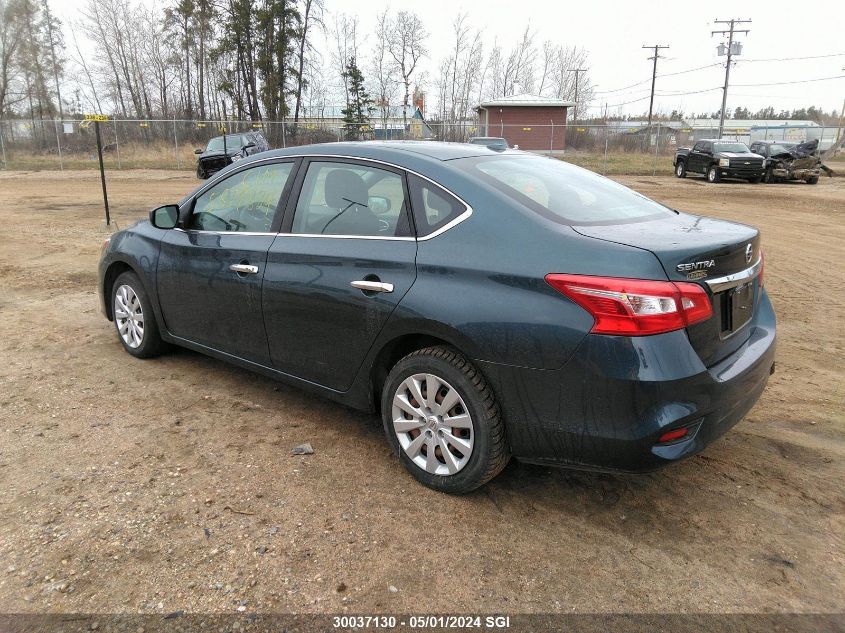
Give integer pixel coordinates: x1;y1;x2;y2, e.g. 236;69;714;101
545;273;713;336
657;427;689;443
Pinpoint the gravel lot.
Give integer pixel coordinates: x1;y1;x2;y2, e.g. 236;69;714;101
0;169;842;616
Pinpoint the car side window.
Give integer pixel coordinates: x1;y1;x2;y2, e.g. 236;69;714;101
189;162;294;232
291;161;411;237
408;174;467;237
692;142;703;152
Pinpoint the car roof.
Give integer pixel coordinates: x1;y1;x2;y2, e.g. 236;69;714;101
254;141;516;162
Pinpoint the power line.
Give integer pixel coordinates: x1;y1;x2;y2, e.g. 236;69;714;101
733;74;845;87
740;53;845;63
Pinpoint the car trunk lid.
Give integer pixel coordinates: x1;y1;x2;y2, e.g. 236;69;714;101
572;212;761;366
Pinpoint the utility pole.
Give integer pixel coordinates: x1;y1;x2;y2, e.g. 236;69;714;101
567;68;587;123
712;18;751;138
643;44;669;128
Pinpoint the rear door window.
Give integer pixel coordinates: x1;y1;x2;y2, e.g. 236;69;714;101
290;161;411;237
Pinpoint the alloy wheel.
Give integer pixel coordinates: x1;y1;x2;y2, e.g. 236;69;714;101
391;373;474;476
114;284;144;349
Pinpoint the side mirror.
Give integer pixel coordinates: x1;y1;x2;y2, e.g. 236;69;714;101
368;196;392;214
194;148;203;155
150;204;179;229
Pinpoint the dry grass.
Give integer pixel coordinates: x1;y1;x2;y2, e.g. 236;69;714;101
3;142;843;178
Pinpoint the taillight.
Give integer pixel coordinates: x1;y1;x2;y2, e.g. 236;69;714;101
545;273;713;336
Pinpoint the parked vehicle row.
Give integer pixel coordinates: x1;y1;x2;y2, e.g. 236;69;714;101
673;138;824;184
100;142;775;493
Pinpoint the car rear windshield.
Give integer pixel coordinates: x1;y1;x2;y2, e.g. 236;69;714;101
713;142;750;153
459;155;673;225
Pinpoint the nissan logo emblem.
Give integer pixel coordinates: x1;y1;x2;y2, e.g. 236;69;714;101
745;244;753;264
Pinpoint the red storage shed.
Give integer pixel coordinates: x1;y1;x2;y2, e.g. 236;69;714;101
476;94;573;153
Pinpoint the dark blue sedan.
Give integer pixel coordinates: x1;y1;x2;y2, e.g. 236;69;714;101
98;142;776;493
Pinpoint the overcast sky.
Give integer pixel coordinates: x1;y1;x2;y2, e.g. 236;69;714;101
54;0;845;119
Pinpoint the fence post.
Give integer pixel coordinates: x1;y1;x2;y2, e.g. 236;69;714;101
549;120;554;157
0;120;6;168
603;135;608;175
173;116;180;170
652;123;660;176
282;117;287;148
54;118;64;170
114;119;122;169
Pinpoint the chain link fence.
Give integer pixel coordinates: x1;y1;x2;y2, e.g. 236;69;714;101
1;117;841;176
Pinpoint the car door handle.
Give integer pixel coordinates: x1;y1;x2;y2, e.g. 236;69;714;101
230;263;259;274
351;280;394;293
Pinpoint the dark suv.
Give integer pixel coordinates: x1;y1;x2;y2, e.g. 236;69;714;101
195;131;270;179
674;140;765;183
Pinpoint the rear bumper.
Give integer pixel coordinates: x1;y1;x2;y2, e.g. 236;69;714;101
480;290;776;472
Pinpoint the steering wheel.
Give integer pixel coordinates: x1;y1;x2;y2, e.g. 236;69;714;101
192;211;232;231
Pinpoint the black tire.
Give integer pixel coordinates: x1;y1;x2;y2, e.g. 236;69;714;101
197;166;207;179
110;271;167;358
748;177;762;184
806;176;818;185
707;164;721;183
674;160;686;178
762;166;774;183
380;346;510;494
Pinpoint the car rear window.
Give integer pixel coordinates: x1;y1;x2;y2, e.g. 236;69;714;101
460;155;673;225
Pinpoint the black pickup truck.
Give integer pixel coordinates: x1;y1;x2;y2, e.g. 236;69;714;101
674;139;765;183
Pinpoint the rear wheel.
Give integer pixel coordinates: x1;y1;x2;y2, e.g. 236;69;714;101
675;161;686;178
111;271;167;358
707;164;721;183
806;176;818;185
381;346;510;493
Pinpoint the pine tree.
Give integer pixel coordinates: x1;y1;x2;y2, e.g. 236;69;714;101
341;56;373;141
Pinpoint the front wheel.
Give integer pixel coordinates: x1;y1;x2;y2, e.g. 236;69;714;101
762;166;774;183
748;176;762;184
675;161;687;178
806;176;818;185
111;271;167;358
707;164;721;183
381;346;510;493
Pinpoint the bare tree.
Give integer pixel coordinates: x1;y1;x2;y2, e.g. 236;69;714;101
293;0;323;123
369;8;399;133
386;10;427;125
330;12;358;113
0;0;25;115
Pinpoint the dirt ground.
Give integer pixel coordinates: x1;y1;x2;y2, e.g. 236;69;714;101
0;168;842;617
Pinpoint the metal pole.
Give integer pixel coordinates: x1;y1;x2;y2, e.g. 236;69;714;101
173;116;180;169
0;120;7;168
114;119;122;169
53;118;63;170
95;121;111;226
282;116;287;148
549;120;554;156
653;122;660;176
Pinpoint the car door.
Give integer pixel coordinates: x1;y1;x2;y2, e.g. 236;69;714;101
262;158;417;390
689;141;707;173
156;159;299;364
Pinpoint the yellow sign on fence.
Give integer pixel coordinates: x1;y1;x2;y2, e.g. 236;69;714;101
83;114;110;122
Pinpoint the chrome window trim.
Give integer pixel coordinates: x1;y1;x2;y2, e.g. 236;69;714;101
174;228;276;237
185;153;473;241
705;258;762;293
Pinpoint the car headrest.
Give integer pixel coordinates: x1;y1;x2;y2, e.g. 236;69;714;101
325;169;368;209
